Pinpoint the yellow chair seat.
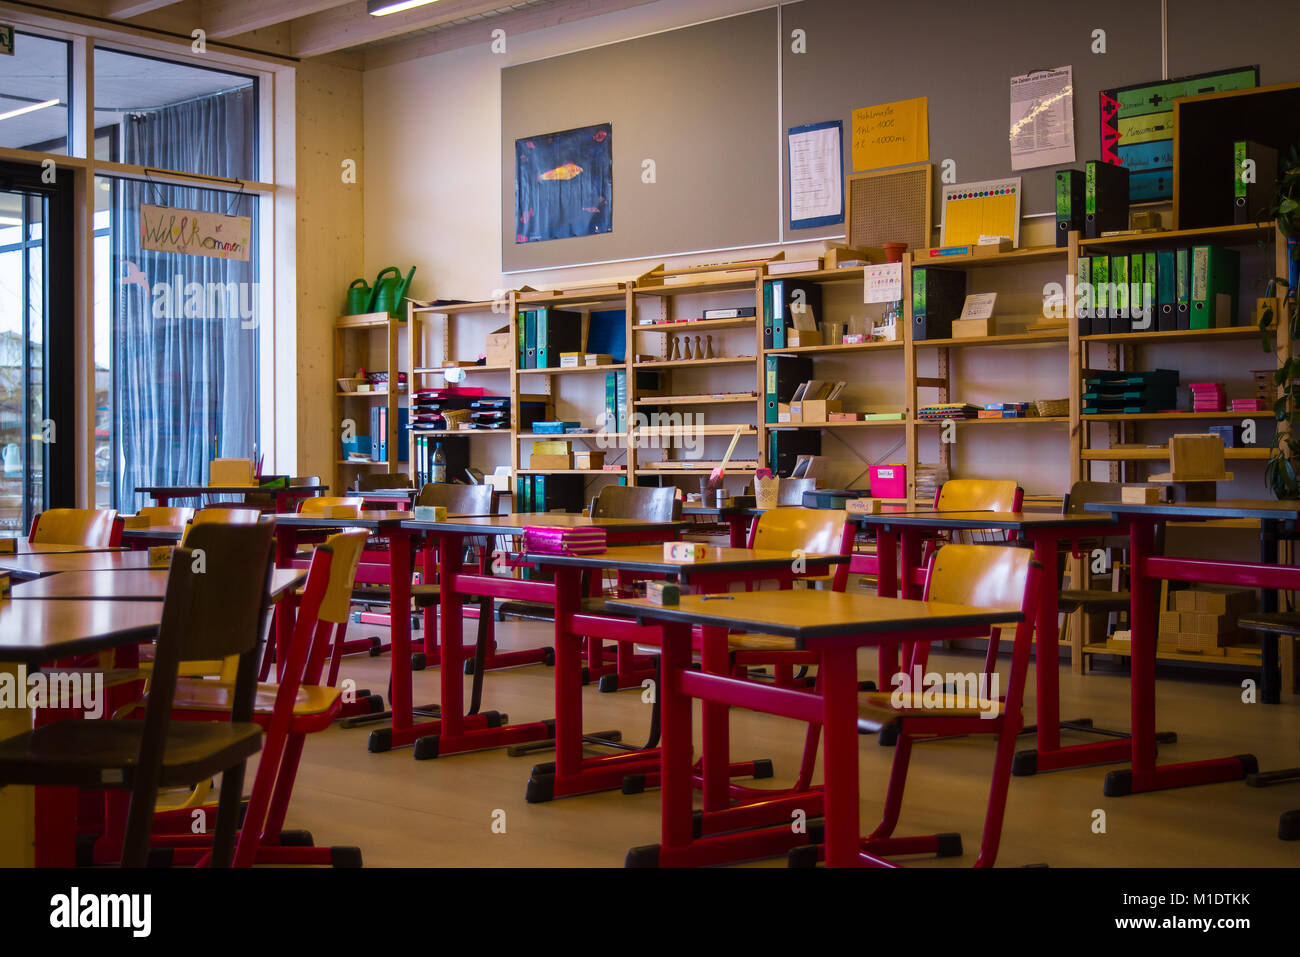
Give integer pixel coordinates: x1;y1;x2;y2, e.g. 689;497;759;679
859;691;1004;719
172;678;341;716
38;668;149;690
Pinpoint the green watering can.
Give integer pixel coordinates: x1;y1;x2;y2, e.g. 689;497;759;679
345;277;371;315
368;265;416;318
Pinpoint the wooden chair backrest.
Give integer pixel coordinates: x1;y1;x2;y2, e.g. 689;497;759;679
208;458;255;487
297;496;365;518
288;475;322;487
748;507;853;590
925;543;1034;611
589;485;680;522
417;483;495;515
316;531;368;625
137;506;196;527
935;479;1022;513
30;508;118;547
355;472;413;491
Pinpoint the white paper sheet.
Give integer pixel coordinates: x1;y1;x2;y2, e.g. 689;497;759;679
788;121;843;229
1009;66;1075;171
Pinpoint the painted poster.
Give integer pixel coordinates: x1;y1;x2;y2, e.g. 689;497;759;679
514;123;612;243
139;205;252;261
1099;66;1257;203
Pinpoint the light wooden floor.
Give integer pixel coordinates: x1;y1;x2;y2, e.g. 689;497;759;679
276;617;1300;867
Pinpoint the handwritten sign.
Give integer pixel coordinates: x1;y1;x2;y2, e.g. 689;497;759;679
851;97;928;172
139;205;251;261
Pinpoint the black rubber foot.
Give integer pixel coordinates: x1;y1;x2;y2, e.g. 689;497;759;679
543;647;556;666
367;728;393;753
531;761;556;776
147;847;175;868
330;846;363;868
808;821;825;844
543;718;557;737
1155;731;1178;744
597;674;620;693
622;773;646;795
936;832;963;858
692;810;703;839
580;667;591;685
478;710;502;729
1236;753;1260;776
464;659;476;675
751;758;775;780
75;833;98;867
625;844;660;868
1011;749;1038;777
878;725;899;747
1103;769;1133;797
1023;862;1051;869
367;647;382;658
278;829;314;847
412;652;427;672
364;694;385;714
1279;809;1300;841
858;680;877;692
788;845;819;868
413;735;439;760
525;773;555;803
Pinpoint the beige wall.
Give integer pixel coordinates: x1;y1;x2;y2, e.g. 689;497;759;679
296;60;366;487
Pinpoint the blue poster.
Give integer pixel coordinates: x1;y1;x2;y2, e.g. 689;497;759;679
514;123;613;243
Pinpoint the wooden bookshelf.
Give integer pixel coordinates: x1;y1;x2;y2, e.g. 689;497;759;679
334;311;405;491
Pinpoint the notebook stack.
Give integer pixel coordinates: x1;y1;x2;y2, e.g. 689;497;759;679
410;389;476;432
1082;369;1179;414
1189;382;1226;413
913;464;949;504
919;403;979;420
1232;398;1266;413
469;397;511;430
977;402;1031;419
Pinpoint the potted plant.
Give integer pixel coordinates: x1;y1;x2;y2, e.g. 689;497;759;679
1259;144;1300;498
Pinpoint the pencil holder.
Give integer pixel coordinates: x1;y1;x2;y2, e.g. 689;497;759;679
755;475;780;510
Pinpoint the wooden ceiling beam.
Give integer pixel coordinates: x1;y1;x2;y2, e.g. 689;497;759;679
201;0;356;39
290;0;545;59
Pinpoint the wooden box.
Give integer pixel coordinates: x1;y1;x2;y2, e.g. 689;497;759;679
789;399;841;423
530;453;573;470
787;328;822;347
951;317;997;338
573;451;605;469
485;327;513;366
1121;484;1168;504
1167;433;1226;481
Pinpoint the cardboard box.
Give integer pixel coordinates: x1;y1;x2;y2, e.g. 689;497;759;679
777;403;793;423
530;453;573;470
664;541;708;563
827;412;860;422
951;317;997;338
485;328;513;367
573;451;605;469
584;354;614;366
0;538;14;555
786;327;823;347
788;399;841;423
533;440;570;455
559;354;583;368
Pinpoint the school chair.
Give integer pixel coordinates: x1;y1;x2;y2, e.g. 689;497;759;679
0;520;276;867
136;506;196;527
354;472;414;492
208;458;255;486
776;477;818;505
793;543;1043;868
28;507;119;547
1234;612;1300;840
102;531;369;866
1057;481;1131;669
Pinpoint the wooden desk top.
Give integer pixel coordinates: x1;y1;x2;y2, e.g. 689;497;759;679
0;599;161;665
0;550;157;581
606;590;1019;647
272;509;414;529
1085;499;1300;521
120;524;187;542
856;509;1118;531
523;544;846;577
403;514;686;535
3;541;124;555
11;567;306;601
137;483;327;497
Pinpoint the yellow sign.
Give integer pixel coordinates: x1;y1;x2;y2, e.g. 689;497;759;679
851;97;929;171
139;205;251;261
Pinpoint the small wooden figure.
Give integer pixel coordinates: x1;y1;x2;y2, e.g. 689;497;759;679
683;336;693;360
694;335;703;359
705;334;715;358
668;336;680;361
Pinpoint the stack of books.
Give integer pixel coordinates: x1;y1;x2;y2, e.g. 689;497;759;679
919;403;979;420
977;402;1030;419
913;464;949;504
1082;370;1179;415
1231;398;1266;413
1190;382;1227;413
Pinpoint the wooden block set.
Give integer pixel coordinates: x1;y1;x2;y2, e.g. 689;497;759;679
1159;586;1258;656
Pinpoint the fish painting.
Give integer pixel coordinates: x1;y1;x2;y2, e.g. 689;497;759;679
515;122;612;244
539;162;583;182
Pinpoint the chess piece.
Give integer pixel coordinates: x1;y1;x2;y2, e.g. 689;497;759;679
668;336;680;361
704;334;715;358
694;335;703;359
683;336;693;360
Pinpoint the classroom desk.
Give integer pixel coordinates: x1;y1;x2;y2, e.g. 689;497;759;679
120;524;187;545
607;590;1017;867
854;509;1128;775
519;545;847;803
2;541;124;555
12;567;306;601
0;598;164;866
136;482;327;512
379;515;685;759
0;549;157;581
681;505;762;547
1082;499;1300;796
350;488;420;508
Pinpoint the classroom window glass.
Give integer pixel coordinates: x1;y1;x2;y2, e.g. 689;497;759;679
0;33;71;153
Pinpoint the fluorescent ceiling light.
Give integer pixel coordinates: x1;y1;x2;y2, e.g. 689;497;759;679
368;0;440;14
0;98;60;123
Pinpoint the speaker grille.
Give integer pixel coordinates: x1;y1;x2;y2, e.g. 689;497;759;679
845;164;932;252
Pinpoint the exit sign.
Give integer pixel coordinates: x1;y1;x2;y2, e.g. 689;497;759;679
0;25;13;56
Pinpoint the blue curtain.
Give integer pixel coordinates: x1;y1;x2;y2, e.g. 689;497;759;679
114;87;259;510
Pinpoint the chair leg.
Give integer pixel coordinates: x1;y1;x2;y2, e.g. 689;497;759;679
210;762;247;868
868;733;913;841
974;720;1020;868
121;780;163;868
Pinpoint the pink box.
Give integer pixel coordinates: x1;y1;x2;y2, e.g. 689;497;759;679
521;526;607;556
869;463;907;499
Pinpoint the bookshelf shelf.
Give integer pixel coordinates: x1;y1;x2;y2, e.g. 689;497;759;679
1081;326;1263;345
768;419;905;430
413;364;510;375
912;331;1069;349
916;416;1070;426
1077;222;1276;251
911;244;1066;268
410;301;499;316
518;468;625;476
516;364;619;376
633;356;756;370
335;312;397;329
634;468;758;476
516;432;627;441
335;390;393;398
763;340;903;356
761;266;866;284
635;393;758;406
634;316;756;333
1080;447;1270;462
634;277;758;297
1082;411;1268;422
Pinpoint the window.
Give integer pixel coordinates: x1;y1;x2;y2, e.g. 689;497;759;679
0;33;70;152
